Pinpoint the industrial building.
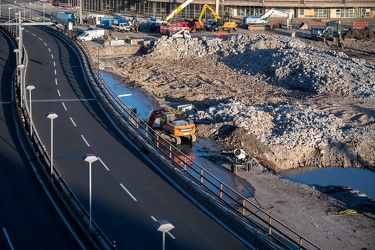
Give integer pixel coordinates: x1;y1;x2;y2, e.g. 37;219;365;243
68;0;375;19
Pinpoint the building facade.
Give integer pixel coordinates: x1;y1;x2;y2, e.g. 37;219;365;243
70;0;375;19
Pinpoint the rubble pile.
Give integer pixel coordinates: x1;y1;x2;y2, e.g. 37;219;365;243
144;34;375;170
146;34;375;99
344;27;375;40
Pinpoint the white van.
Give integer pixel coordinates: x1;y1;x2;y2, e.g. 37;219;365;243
78;29;105;41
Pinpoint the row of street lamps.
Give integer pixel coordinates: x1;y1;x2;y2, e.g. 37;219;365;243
4;2;45;22
13;20;173;248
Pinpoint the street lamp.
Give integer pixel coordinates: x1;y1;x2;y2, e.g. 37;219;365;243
46;112;58;177
26;85;35;136
153;220;174;250
13;48;19;66
83;154;98;233
8;7;11;22
17;64;25;107
118;93;132;106
29;2;31;20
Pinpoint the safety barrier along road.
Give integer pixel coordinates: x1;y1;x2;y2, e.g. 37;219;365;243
4;21;321;250
1;24;115;249
70;30;322;250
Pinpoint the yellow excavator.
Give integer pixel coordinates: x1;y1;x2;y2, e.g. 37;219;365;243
198;3;237;32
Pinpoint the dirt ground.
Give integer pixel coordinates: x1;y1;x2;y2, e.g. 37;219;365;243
87;33;375;249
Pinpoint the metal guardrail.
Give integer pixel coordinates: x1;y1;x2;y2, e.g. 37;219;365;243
3;19;321;249
68;31;322;249
0;25;115;249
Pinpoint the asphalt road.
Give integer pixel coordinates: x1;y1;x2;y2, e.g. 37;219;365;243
0;27;84;250
21;25;250;249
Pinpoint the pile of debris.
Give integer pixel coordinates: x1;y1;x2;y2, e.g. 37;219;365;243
106;34;375;171
146;34;375;99
344;27;375;40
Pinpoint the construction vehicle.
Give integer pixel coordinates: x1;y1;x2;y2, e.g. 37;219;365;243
243;8;294;30
198;4;237;32
311;20;342;41
111;21;133;32
159;0;194;36
163;0;194;23
147;107;196;145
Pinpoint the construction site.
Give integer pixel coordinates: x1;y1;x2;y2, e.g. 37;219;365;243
80;7;375;246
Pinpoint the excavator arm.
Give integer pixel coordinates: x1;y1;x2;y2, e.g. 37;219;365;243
163;0;194;22
198;4;220;26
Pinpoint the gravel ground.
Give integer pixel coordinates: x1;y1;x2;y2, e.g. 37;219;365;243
87;32;375;249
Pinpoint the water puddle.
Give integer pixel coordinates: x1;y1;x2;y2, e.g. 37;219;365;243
280;167;375;199
100;71;255;198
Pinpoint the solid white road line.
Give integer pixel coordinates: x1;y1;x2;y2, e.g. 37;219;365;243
97;157;110;171
81;135;90;147
120;183;137;201
2;228;14;250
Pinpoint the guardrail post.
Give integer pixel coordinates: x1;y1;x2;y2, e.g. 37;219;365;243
156;135;159;148
169;145;172;159
268;217;272;235
242;199;246;216
219;183;223;200
200;169;204;184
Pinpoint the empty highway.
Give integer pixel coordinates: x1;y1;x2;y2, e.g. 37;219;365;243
20;25;250;249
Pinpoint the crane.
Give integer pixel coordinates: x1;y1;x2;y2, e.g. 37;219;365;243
163;0;194;23
243;8;294;30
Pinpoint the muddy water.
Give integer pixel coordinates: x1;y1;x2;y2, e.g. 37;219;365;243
100;71;255;199
280;167;375;199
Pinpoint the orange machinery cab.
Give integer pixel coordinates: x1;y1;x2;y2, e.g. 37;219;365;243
159;112;195;137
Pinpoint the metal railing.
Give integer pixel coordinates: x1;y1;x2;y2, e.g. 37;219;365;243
69;30;321;249
3;17;321;248
1;24;115;250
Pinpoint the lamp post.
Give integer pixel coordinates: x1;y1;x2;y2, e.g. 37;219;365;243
43;4;45;22
29;2;31;20
0;0;2;18
83;154;98;233
153;220;174;250
46;112;58;177
14;1;16;16
118;93;133;114
17;64;25;107
13;48;19;66
26;85;35;136
8;7;11;22
118;93;132;106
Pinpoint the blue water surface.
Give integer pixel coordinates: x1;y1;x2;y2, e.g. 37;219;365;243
280;167;375;199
